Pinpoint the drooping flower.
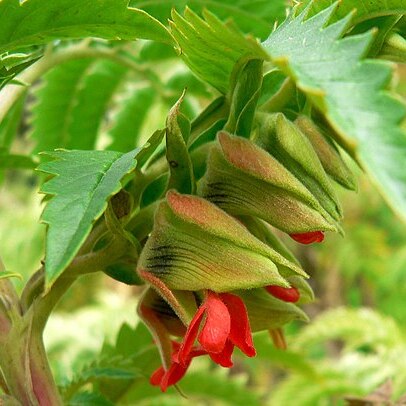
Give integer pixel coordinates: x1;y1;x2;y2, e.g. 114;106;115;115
176;290;256;368
142;288;257;391
136;192;313;392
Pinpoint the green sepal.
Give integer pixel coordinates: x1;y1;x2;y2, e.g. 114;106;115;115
255;113;343;221
225;58;263;137
287;275;314;304
239;216;299;266
199;131;339;234
237;288;309;332
165;91;195;194
295;115;357;191
137;191;307;293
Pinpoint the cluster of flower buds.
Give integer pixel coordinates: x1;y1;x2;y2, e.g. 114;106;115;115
135;62;356;391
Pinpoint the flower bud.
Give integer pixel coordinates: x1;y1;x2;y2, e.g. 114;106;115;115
295;115;357;191
254;113;343;221
137;191;306;293
238;216;314;303
224;58;263;137
199;131;339;234
237;288;309;332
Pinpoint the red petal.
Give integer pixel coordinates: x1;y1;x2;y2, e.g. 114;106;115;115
198;291;231;353
209;339;234;367
265;285;300;303
177;303;206;366
289;231;324;244
159;361;189;392
150;366;165;386
220;293;256;357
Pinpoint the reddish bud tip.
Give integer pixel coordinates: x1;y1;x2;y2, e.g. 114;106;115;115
289;231;324;244
265;285;300;303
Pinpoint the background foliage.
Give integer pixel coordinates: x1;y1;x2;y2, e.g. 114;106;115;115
0;0;405;404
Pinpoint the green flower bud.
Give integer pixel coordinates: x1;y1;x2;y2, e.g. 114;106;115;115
137;191;306;292
199;131;339;234
295;115;357;191
239;216;314;304
254;113;343;220
224;58;263;137
237;288;309;332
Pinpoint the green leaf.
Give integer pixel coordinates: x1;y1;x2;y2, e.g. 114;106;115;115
108;86;155;152
38;148;139;289
80;367;138;381
0;47;43;89
170;8;267;93
252;332;319;379
0;151;36;169
124;369;260;405
131;0;287;39
30;59;129;153
263;5;406;221
68;391;114;406
292;307;403;352
0;0;172;54
297;0;406;26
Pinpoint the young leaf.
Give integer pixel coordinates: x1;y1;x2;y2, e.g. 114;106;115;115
263;5;406;221
30;59;129;153
38;148;140;289
165;92;195;194
0;0;172;54
297;0;406;26
131;0;287;39
170;8;267;93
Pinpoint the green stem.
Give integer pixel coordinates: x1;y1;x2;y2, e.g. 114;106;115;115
1;235;131;405
0;41;169;124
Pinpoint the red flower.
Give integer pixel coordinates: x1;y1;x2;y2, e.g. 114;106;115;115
290;231;324;244
177;291;256;369
265;285;300;303
150;292;255;391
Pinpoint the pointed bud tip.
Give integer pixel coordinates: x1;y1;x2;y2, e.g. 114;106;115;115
265;285;300;303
